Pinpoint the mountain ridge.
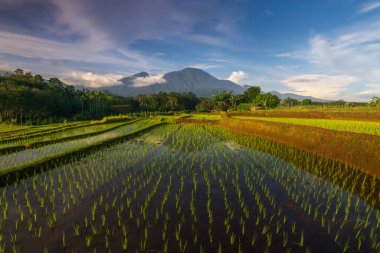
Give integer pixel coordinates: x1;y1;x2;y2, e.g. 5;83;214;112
267;91;330;103
101;68;329;102
101;68;245;97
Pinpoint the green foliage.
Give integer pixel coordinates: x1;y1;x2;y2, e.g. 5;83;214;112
329;100;347;107
211;91;237;111
0;70;201;124
283;97;299;107
302;99;312;106
253;93;281;109
0;70;115;124
241;86;261;103
195;98;213;112
369;96;380;107
137;92;199;112
236;102;256;111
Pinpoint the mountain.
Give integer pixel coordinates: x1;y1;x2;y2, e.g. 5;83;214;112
267;91;329;103
101;68;245;97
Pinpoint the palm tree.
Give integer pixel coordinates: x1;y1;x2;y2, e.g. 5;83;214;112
369;96;380;107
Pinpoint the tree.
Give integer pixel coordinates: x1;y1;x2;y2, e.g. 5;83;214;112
302;99;312;106
242;86;261;102
0;70;116;123
212;91;234;111
369;96;380;107
196;98;213;112
283;97;299;107
14;69;24;76
33;74;44;83
254;93;280;109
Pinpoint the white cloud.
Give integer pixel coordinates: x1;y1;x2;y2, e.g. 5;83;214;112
64;72;124;88
359;83;380;96
359;1;380;13
132;74;166;87
183;34;229;48
0;31;153;68
227;71;247;84
284;22;380;79
263;10;273;16
0;64;19;73
187;64;220;70
359;88;380;96
281;74;359;99
276;19;380;99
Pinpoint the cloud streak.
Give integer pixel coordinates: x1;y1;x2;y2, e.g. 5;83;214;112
359;1;380;13
277;18;380;100
0;0;241;83
281;74;359;99
0;30;164;73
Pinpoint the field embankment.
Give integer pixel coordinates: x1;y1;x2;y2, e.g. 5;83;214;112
0;119;137;155
0;119;163;184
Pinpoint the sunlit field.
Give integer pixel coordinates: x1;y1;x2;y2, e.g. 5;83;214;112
0;116;379;253
233;116;380;136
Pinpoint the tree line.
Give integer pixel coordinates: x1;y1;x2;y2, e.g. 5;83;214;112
0;70;273;124
0;70;117;124
1;69;377;124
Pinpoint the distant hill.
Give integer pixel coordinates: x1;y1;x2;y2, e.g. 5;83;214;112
268;91;329;103
101;68;245;97
99;68;329;101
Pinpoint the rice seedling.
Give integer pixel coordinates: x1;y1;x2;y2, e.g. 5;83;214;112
0;121;377;252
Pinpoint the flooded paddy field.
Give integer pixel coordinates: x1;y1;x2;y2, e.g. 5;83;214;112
0;123;379;253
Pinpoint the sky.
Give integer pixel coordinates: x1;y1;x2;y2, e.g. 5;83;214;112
1;0;380;101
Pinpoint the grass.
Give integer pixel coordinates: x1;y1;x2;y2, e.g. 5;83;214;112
0;124;30;133
187;114;221;120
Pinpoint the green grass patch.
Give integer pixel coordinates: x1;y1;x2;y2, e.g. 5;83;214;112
233;116;380;136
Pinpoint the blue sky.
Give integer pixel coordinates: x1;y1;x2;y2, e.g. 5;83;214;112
1;0;380;100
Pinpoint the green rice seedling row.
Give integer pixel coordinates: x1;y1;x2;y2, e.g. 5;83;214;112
0;122;378;252
0;122;90;143
0;119;159;175
0;119;136;154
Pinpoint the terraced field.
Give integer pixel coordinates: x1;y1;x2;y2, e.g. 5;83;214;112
0;119;378;253
233;116;380;136
0;120;138;154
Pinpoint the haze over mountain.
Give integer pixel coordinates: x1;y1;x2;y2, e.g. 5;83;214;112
268;91;329;103
100;68;328;102
102;68;246;97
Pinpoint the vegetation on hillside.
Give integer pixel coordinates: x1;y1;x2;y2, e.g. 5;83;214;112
0;69;117;124
1;69;378;125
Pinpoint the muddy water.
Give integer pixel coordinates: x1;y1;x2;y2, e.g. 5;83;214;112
0;124;378;253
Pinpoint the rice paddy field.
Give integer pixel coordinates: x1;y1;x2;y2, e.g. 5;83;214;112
0;115;379;253
233;116;380;136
